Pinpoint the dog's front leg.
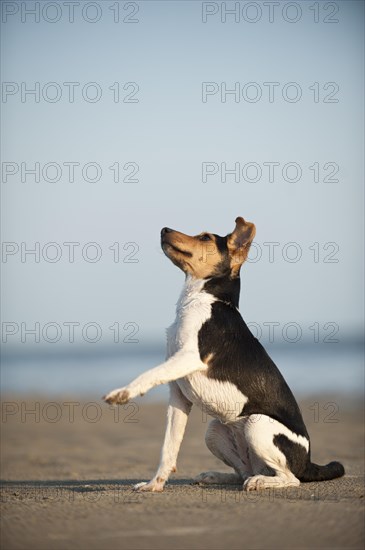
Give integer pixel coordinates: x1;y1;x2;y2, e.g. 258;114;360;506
103;349;205;405
134;382;192;492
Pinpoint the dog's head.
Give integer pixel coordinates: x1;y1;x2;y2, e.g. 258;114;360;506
161;217;256;279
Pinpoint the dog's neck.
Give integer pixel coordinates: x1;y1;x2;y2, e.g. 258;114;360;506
203;275;240;308
177;274;240;311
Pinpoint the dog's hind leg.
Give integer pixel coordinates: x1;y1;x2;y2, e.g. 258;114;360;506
194;419;253;485
242;415;305;491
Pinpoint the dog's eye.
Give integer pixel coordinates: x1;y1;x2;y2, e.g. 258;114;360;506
199;234;211;241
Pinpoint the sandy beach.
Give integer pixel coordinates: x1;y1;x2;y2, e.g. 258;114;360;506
1;394;364;550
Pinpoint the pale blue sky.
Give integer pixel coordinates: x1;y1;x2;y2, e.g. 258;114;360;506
1;0;364;351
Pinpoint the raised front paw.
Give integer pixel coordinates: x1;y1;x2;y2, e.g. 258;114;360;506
103;387;131;405
133;479;165;493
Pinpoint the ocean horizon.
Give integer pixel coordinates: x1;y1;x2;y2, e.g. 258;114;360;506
1;342;363;400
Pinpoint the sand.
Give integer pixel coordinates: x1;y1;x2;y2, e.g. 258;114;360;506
1;394;364;549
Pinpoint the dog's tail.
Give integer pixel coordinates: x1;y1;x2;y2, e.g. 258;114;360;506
300;460;345;482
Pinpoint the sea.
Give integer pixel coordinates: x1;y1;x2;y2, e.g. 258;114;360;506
1;342;363;401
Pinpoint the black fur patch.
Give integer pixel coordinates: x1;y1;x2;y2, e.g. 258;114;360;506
198;297;309;438
273;434;308;478
274;434;345;481
203;276;240;308
213;234;229;255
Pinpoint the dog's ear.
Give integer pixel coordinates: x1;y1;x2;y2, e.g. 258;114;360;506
227;217;256;274
228;217;256;249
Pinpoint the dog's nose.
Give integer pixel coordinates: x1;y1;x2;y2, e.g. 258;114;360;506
161;227;173;235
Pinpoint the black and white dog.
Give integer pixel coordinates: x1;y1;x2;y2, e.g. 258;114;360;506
104;217;344;492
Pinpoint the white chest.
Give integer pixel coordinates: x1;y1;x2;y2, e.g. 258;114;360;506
165;277;248;423
166;277;214;357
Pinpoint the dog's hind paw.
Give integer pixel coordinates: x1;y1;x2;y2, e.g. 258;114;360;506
243;474;300;491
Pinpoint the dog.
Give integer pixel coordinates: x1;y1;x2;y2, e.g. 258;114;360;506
104;217;344;492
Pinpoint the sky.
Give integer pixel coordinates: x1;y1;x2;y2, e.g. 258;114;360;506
1;0;364;355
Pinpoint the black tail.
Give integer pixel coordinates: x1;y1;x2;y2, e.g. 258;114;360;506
300;460;345;482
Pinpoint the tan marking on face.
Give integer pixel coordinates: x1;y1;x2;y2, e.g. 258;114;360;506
161;217;256;279
161;230;224;279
